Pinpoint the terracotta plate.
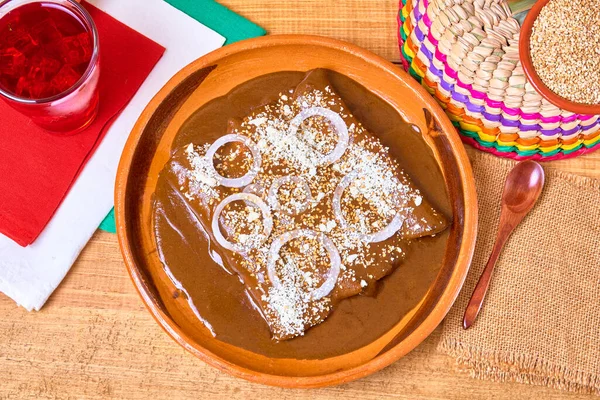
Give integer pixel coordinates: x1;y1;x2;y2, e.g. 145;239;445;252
115;35;477;388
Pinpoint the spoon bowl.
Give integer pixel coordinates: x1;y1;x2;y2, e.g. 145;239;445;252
503;161;545;213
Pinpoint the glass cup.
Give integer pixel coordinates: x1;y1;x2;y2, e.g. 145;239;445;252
0;0;100;133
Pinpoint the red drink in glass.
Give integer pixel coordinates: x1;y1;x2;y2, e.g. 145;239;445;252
0;0;100;133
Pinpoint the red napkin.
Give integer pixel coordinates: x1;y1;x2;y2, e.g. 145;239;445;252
0;2;165;247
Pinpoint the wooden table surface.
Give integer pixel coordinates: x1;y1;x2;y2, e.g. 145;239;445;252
1;1;599;399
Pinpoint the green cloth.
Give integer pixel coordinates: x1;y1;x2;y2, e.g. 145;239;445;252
100;0;266;233
99;208;116;232
165;0;266;45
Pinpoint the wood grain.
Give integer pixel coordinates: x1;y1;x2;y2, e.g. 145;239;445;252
1;0;599;398
219;0;401;63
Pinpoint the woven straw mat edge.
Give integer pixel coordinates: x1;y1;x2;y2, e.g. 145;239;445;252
398;0;600;160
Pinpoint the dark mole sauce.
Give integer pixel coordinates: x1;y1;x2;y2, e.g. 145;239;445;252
153;70;451;359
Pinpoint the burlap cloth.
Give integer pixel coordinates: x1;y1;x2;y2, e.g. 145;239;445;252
438;151;600;395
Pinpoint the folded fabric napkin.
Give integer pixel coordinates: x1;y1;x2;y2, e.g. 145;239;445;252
439;151;600;395
0;0;225;311
165;0;266;45
0;2;165;247
99;0;267;233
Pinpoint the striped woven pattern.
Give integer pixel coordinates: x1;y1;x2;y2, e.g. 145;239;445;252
398;0;600;160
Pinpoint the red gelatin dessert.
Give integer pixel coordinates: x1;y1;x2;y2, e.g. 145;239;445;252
0;1;99;132
0;2;92;98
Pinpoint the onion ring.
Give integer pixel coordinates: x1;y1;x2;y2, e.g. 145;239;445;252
205;134;262;188
288;107;349;166
242;182;267;198
332;170;405;243
211;193;273;253
267;229;341;300
267;175;313;215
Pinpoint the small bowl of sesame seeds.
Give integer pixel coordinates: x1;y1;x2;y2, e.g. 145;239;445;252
519;0;600;115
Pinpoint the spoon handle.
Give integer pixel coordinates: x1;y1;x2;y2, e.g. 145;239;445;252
462;212;517;329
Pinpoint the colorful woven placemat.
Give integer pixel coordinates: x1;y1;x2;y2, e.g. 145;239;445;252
398;0;600;160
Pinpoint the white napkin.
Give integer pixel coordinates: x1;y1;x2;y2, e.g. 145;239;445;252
0;0;225;311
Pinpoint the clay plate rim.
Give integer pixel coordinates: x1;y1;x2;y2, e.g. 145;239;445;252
115;35;478;388
519;0;600;115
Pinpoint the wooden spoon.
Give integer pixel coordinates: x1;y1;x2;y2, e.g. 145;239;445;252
463;160;545;329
